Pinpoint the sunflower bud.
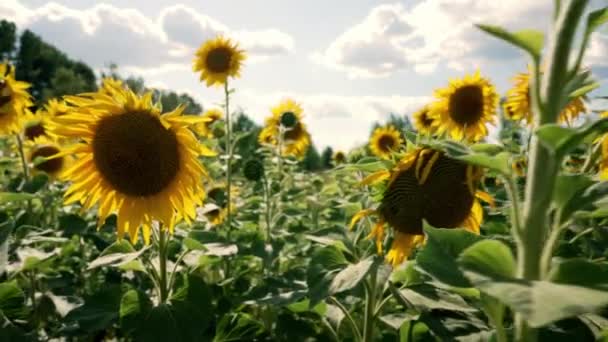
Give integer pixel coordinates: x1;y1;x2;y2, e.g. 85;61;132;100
212;125;225;138
280;111;297;128
243;159;264;181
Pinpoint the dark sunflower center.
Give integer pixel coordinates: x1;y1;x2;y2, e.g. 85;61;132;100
31;145;63;174
335;153;345;163
448;85;484;125
420;111;433;128
206;208;221;219
378;135;396;152
0;81;11;109
422;153;474;228
379;151;476;234
208;188;227;208
284;123;303;141
205;47;233;73
280;112;298;128
24;122;46;141
92;111;180;197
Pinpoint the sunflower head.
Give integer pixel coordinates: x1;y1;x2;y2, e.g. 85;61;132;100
259;98;311;158
23;117;49;142
0;63;33;135
204;184;237;226
429;72;497;142
196;108;224;138
28;138;67;178
243;158;265;181
333;151;347;164
413;106;436;135
369;125;403;160
52;87;208;244
193;36;246;87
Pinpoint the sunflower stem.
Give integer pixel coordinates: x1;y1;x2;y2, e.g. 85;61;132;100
329;296;363;342
15;134;29;182
224;81;234;240
362;266;378;342
515;1;588;341
157;226;169;304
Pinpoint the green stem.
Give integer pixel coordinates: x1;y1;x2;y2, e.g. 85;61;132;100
363;267;378;342
167;249;191;293
504;175;523;242
263;175;272;244
321;318;340;342
329;296;362;342
516;1;588;341
582;141;601;173
158;227;169;304
224;81;233;240
15;134;29;182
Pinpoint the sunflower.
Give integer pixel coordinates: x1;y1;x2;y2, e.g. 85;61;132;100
503;71;586;125
27;137;68;178
413;106;436;135
258;98;311;158
333;151;347;164
100;78;126;96
0;63;33;135
195;108;224;138
193;36;246;87
350;148;491;266
51;86;212;244
23;111;51;142
429;71;498;142
45;98;71;118
600;135;608;180
369;125;403;160
202;184;237;226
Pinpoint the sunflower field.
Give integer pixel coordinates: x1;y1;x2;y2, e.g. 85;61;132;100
0;1;607;341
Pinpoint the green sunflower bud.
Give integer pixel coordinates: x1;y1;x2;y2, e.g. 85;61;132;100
243;158;264;181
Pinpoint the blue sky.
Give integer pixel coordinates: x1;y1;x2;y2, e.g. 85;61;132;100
1;0;607;151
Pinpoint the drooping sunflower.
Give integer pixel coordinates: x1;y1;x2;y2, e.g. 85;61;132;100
27;137;68;178
333;151;347;164
195;108;224;138
350;148;491;266
429;71;498;142
0;63;33;135
193;36;246;87
51;86;212;244
413;106;436;135
201;183;238;226
369;125;403;160
258;98;311;158
503;71;587;125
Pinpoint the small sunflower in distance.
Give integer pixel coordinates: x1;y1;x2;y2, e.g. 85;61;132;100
0;63;33;135
429;71;498;142
195;108;223;138
333;151;347;164
351;148;491;266
193;36;246;87
258;98;311;158
27;137;68;178
503;71;586;125
202;184;237;226
413;106;436;135
52;85;211;244
23;111;51;142
369;125;403;160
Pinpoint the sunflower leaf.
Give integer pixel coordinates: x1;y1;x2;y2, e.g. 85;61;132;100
548;258;608;290
0;192;35;204
536;118;608;157
458;240;516;280
455;152;511;175
585;7;608;37
476;25;544;60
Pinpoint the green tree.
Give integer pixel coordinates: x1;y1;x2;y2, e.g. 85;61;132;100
301;144;322;171
41;67;93;101
0;20;17;60
321;146;333;169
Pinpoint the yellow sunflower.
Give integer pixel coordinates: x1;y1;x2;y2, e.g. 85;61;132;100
195;108;224;138
51;86;213;244
600;134;608;180
333;151;347;164
23;111;52;142
27;137;69;178
413;106;436;135
429;71;498;142
202;183;237;226
350;148;491;266
0;63;33;135
503;71;586;125
99;78;126;96
258;98;311;159
45;98;71;118
369;125;403;160
193;36;246;87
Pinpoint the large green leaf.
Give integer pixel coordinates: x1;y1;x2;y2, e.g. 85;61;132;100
537;118;608;157
65;285;123;332
0;282;26;320
87;241;149;270
416;226;484;288
456;152;512;176
458;240;516;279
585;7;608;37
328;256;378;295
552;174;594;215
306;246;348;306
396;284;477;313
549;259;608;290
561;181;608;223
476;25;544;60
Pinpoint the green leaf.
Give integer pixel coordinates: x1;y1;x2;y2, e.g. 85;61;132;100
552;174;594;214
0;282;26;320
458;240;516;279
456;152;512;175
307;246;348;306
537;118;608;157
469;143;504;155
548;259;608;290
87;243;149;270
65;285;123;332
0;192;34;204
329;257;378;295
22;173;48;193
119;289;153;333
586;7;608;36
396;284;477;313
463;271;608;327
341;159;392;173
562;181;608;221
58;214;89;236
213;313;263;342
416;226;484;288
379;312;419;330
476;25;544;59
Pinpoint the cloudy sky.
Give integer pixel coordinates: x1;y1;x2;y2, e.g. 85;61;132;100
1;0;607;151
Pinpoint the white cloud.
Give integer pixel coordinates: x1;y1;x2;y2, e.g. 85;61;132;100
313;0;553;78
0;2;294;72
587;33;608;67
